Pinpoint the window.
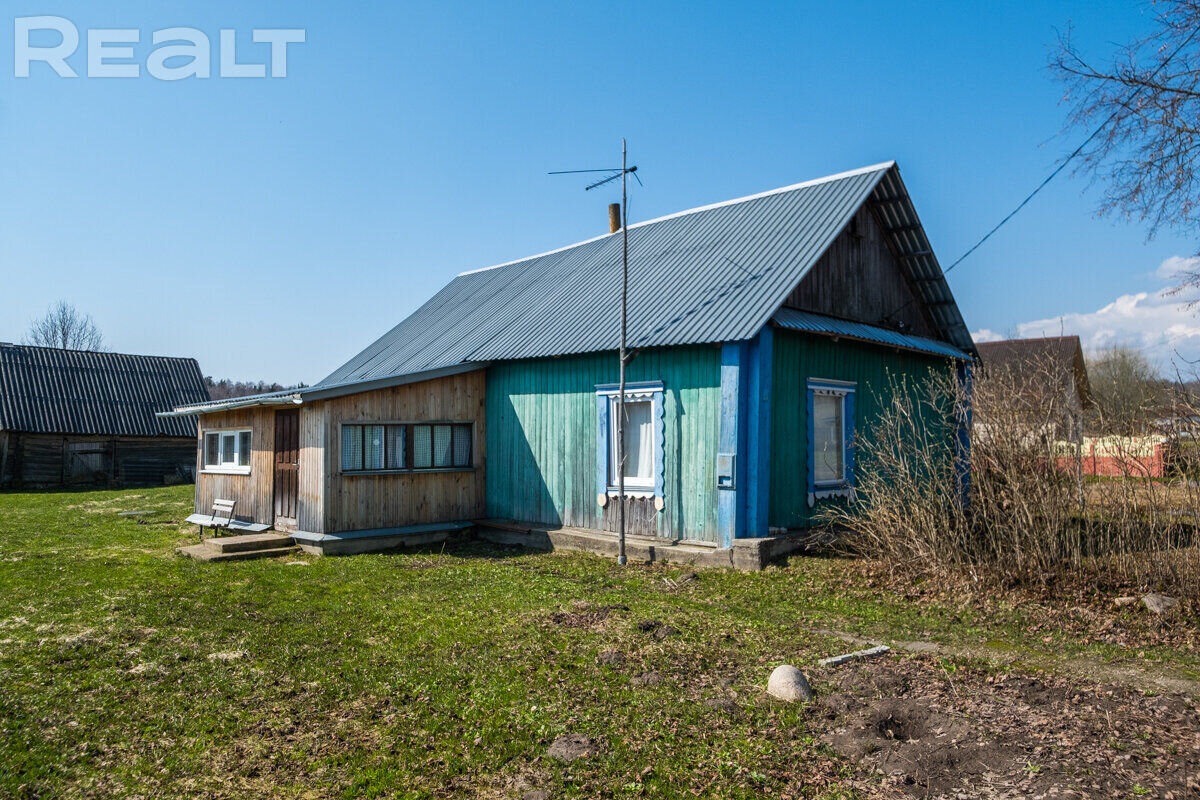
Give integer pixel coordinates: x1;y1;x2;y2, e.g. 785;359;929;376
203;429;252;473
610;399;654;489
806;379;856;506
341;422;473;473
595;382;665;502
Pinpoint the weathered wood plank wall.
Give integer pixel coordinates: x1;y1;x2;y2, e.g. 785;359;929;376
784;204;935;337
319;369;486;533
486;346;722;543
0;432;194;488
770;329;954;529
194;407;277;525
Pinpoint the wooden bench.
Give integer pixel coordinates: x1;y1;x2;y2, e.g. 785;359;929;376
185;498;271;538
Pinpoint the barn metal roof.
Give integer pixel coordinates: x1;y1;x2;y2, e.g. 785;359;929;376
0;344;208;437
772;308;972;360
318;161;973;388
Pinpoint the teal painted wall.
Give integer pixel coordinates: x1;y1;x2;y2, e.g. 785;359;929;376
486;346;722;542
770;329;956;529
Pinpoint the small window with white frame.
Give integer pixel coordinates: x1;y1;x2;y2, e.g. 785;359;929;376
595;381;665;503
806;379;855;506
203;429;252;474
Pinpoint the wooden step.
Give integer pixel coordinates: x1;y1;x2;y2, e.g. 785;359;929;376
178;543;298;563
204;533;295;554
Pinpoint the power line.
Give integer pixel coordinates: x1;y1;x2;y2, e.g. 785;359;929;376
884;23;1200;329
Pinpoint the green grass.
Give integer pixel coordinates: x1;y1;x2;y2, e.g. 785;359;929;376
0;486;1193;798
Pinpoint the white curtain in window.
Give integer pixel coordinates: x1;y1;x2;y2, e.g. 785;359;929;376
452;424;471;467
620;400;654;486
413;425;432;468
386;425;405;469
220;433;237;465
813;394;844;483
237;431;251;467
205;433;219;467
433;425;452;467
364;425;384;470
342;425;362;471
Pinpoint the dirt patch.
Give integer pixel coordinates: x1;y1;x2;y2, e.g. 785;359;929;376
546;733;599;762
546;602;627;629
810;655;1200;798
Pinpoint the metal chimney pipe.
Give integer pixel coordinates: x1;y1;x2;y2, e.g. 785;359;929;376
608;203;621;233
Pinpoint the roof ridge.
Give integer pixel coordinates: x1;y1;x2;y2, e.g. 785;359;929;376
0;342;200;362
456;161;896;277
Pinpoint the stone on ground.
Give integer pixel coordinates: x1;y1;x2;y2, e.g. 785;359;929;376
1142;593;1179;615
1113;595;1139;608
767;664;814;702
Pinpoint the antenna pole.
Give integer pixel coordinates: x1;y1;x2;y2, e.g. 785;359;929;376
617;137;628;567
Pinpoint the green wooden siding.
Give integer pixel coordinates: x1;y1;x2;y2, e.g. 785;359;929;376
486;346;722;542
770;329;955;529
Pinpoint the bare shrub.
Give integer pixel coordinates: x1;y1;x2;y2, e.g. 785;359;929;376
824;357;1200;606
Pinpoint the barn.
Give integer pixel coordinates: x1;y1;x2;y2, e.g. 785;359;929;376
0;344;208;487
166;161;976;567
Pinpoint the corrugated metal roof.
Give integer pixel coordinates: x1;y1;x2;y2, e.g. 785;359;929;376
316;161;974;387
772;308;971;360
0;344;208;437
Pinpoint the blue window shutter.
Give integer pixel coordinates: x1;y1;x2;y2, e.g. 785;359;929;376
596;394;609;509
844;390;856;486
805;385;816;507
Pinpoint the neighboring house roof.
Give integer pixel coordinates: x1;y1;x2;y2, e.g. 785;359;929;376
0;344;208;436
772;308;972;361
318;161;974;388
975;336;1091;408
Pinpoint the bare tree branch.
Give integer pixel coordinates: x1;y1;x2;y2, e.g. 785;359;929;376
23;301;105;351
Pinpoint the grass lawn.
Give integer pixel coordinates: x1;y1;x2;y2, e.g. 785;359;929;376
1;486;1197;798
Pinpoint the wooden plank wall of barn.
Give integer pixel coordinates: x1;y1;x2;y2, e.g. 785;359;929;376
0;432;195;488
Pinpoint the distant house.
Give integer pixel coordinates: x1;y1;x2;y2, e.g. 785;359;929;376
976;336;1091;443
166;161;976;566
0;344;208;487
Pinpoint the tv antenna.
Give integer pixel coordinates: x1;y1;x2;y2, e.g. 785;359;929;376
549;139;641;566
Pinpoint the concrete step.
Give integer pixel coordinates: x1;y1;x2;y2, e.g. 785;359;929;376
204;533;295;554
476;521;736;568
178;543;299;563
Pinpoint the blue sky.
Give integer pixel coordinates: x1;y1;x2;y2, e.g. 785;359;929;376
1;1;1196;381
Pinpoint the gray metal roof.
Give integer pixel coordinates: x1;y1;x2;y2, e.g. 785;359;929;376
772;308;971;360
313;161;973;386
0;344;208;437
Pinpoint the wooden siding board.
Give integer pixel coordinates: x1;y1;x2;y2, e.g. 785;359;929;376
320;370;486;533
194;407;276;525
769;328;954;529
485;345;722;543
783;204;934;337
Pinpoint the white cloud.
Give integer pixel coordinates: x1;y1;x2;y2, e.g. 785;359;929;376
1007;255;1200;368
971;328;1003;344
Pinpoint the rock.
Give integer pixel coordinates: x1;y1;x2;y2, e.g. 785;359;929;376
596;649;624;666
767;664;814;702
1142;593;1179;615
547;733;598;762
1113;596;1139;608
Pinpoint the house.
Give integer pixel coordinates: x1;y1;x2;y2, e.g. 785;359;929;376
0;344;208;487
165;161;976;567
975;336;1091;442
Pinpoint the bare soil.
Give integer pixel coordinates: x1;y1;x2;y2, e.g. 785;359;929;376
810;656;1200;798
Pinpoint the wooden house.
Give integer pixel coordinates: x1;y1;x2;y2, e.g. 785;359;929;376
166;162;976;566
0;344;208;487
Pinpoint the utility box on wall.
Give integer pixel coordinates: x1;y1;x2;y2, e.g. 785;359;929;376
716;453;735;489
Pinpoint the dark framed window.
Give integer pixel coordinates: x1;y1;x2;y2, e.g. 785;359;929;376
341;422;472;473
